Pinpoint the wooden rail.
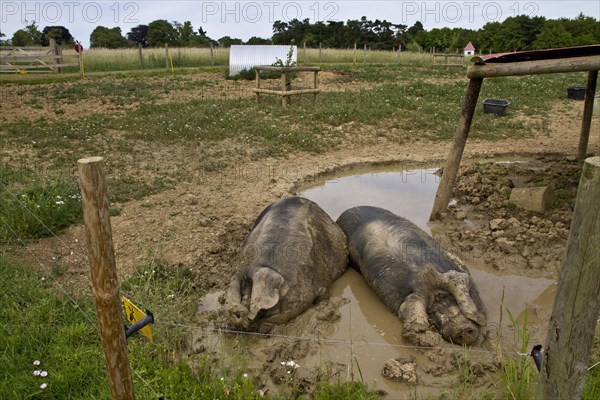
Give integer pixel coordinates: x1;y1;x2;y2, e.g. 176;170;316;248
0;39;79;74
253;65;321;107
433;53;465;67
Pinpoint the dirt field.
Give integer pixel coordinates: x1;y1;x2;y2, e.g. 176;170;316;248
2;68;599;397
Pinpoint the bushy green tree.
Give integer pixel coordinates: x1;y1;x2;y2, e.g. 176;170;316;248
126;24;148;47
11;29;33;46
10;21;42;46
246;36;272;45
533;20;574;49
217;36;243;47
562;13;600;45
90;26;130;48
41;26;74;46
147;19;178;46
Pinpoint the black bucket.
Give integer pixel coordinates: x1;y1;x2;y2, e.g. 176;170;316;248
483;99;510;116
567;86;586;100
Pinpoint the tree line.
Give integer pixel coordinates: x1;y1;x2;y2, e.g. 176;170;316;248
271;13;599;52
1;14;598;52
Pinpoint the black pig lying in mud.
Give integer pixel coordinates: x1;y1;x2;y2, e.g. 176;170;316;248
225;197;348;332
337;206;487;346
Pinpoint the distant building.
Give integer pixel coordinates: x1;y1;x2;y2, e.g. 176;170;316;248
464;42;476;57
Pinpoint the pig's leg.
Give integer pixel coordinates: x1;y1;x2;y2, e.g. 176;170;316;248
399;293;442;346
225;274;251;328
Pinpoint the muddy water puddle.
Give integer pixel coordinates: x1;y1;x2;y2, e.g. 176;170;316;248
298;165;441;233
296;164;556;393
198;162;556;396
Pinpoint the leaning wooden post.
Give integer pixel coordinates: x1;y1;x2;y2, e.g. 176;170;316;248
430;77;484;220
577;70;598;161
536;156;600;399
78;157;136;400
210;44;214;66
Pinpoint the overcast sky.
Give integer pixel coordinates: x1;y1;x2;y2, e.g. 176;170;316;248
1;1;599;47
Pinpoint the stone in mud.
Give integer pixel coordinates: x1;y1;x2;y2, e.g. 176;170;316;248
489;218;507;231
509;186;555;213
382;357;418;383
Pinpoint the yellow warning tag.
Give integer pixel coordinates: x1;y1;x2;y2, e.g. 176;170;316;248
122;296;153;342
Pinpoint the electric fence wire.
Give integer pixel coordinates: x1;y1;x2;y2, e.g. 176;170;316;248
0;182;160;399
1;179;532;359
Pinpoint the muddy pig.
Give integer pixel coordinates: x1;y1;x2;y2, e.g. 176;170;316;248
336;206;486;346
225;197;348;332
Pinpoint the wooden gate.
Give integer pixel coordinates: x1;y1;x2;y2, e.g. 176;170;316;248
0;39;79;74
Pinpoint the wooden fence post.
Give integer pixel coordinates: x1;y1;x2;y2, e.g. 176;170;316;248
303;41;306;65
78;156;136;400
49;38;60;73
536;156;600;399
165;43;169;71
363;44;367;64
210;44;214;66
577;70;598;160
319;42;322;63
138;43;143;69
396;44;401;63
353;42;357;66
430;77;484;220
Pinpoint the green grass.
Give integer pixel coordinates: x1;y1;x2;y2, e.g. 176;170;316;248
501;308;536;400
0;164;82;243
0;64;586;209
0;257;109;399
0;255;381;399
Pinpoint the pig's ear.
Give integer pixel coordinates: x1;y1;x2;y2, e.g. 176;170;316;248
248;267;285;320
441;270;486;326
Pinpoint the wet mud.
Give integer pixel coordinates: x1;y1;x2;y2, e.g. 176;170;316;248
195;155;572;397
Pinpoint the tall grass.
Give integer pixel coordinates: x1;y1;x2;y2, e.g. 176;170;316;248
76;47;230;72
50;47;436;73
